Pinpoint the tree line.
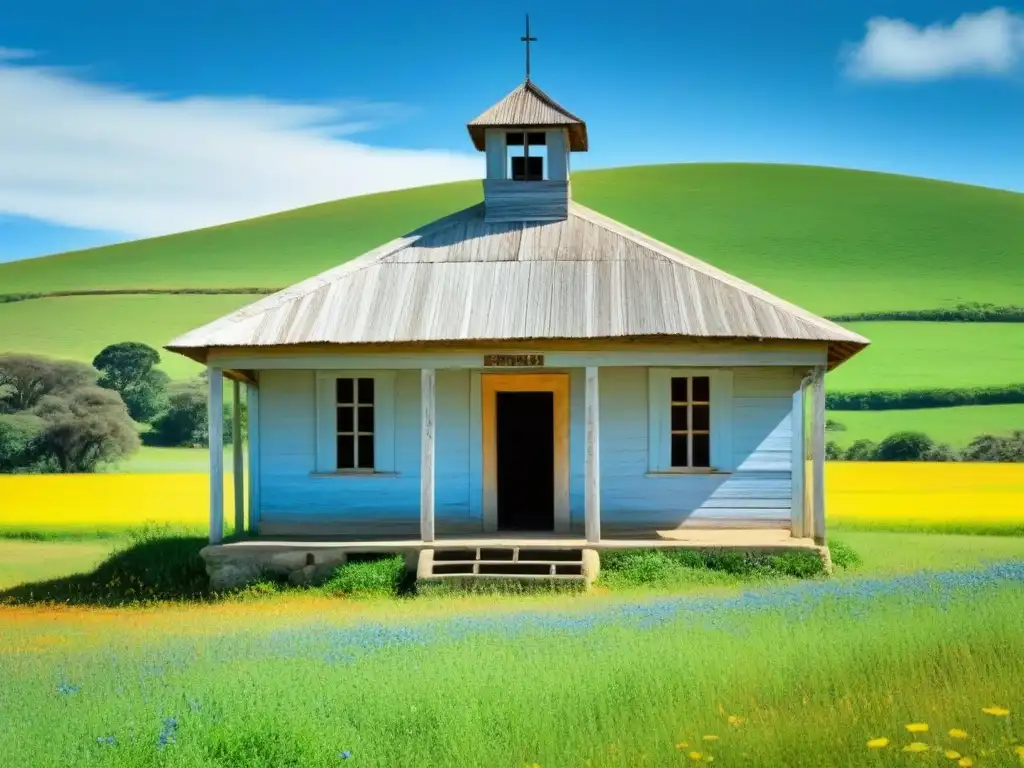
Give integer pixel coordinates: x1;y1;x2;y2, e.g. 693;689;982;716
825;430;1024;463
0;343;237;473
827;384;1024;411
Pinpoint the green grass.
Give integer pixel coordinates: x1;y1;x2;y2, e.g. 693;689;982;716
0;294;253;379
3;165;1022;315
100;446;240;474
833;531;1024;574
0;556;1021;766
828;404;1024;449
826;322;1024;391
0;539;119;590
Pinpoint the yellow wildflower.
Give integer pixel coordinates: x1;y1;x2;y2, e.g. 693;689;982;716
1016;745;1024;757
903;742;929;753
944;750;961;760
905;723;929;733
866;737;889;749
948;729;968;740
702;735;719;742
675;742;689;750
958;759;973;768
982;706;1010;716
688;752;702;761
727;715;745;726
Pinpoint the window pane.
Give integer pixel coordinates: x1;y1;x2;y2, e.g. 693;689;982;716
357;378;374;405
671;405;688;431
692;404;710;431
357;405;374;433
671;377;688;402
357;435;375;469
692;434;710;468
336;378;354;405
337;405;354;433
692;376;710;402
506;131;525;146
337;435;355;469
671;434;688;467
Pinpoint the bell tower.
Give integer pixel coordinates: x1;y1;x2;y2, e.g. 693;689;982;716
466;16;588;223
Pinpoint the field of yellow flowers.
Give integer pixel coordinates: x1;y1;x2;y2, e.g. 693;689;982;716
1;462;1022;536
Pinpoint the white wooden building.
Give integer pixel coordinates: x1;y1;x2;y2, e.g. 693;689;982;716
167;70;868;589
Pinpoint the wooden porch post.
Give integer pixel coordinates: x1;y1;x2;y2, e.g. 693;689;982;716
791;373;808;538
208;368;224;545
584;366;601;544
420;368;436;543
232;379;244;535
246;381;260;534
811;366;827;545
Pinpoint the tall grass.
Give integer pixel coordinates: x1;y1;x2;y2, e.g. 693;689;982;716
0;565;1021;766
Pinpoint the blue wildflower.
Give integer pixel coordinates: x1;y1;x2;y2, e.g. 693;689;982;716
157;716;179;749
57;682;80;696
339;750;352;760
96;735;116;746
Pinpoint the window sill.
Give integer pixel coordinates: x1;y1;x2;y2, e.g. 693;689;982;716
645;469;731;477
309;471;399;478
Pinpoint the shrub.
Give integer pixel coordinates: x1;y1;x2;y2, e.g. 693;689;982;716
33;386;140;472
323;555;406;597
0;413;48;472
961;431;1024;462
874;431;935;461
599;547;833;587
825;441;843;460
149;378;232;447
844;438;878;461
828;538;862;570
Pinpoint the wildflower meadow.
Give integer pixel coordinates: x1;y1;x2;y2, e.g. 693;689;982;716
1;565;1022;766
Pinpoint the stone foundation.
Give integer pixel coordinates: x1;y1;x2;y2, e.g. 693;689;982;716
201;546;349;591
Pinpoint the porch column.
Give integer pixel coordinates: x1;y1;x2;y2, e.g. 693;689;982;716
811;365;827;545
208;367;224;545
420;368;436;543
246;382;260;534
584;366;601;544
232;379;244;535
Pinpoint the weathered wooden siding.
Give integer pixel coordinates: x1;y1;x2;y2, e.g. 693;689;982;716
586;367;800;532
257;365;800;536
483;179;569;223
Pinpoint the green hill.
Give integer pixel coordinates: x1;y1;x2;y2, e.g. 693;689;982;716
2;163;1023;451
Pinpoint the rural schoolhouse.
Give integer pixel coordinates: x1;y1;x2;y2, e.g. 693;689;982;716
168;44;869;588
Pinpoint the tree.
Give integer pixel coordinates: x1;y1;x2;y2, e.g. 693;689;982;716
875;431;935;462
961;431;1024;462
0;354;97;413
844;439;878;461
825;441;843;460
923;442;958;462
92;342;169;423
0;413;48;472
35;386;140;472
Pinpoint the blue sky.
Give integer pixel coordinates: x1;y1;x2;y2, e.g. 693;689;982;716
0;0;1022;263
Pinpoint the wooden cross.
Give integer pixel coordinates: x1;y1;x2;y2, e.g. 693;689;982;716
521;14;537;82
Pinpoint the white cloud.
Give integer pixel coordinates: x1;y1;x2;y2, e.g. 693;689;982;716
0;51;482;238
843;6;1024;81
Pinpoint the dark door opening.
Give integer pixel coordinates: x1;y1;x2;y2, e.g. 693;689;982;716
496;391;555;531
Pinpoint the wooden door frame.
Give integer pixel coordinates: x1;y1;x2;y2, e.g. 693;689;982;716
481;373;570;534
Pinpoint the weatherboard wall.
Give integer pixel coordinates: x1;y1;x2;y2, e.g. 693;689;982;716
254;365;801;535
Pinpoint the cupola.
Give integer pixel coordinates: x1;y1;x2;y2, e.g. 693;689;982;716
466;17;588;223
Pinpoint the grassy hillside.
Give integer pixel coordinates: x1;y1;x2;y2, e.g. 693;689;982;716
1;163;1023;451
3;164;1023;314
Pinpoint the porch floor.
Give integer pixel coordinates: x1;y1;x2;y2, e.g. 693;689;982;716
220;528;819;553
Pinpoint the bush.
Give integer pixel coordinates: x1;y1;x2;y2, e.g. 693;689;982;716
827;383;1024;411
874;431;935;461
0;353;97;412
825;441;843;460
598;547;834;587
148;378;232;447
844;439;878;461
961;431;1024;462
33;386;140;472
828;538;863;570
323;555;406;597
0;413;49;472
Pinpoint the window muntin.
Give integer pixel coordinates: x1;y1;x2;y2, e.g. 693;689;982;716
336;377;375;470
670;376;711;468
506;131;547;180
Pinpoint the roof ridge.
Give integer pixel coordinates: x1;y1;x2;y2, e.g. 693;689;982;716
568;202;869;344
165;205;481;349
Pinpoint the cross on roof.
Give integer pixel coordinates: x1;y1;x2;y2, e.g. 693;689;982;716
521;14;537;82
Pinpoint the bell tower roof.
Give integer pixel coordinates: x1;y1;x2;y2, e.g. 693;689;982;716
467;79;588;152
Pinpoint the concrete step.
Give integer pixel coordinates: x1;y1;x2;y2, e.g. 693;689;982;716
416;546;600;589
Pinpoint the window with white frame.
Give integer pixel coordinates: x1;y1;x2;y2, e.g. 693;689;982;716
648;368;733;473
315;372;395;474
670;375;711;468
336;377;375;470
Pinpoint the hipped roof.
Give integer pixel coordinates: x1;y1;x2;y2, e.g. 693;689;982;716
467;80;588;151
167;202;869;368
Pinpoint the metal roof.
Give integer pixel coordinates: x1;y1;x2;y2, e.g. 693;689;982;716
467;80;588;152
167;202;869;367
